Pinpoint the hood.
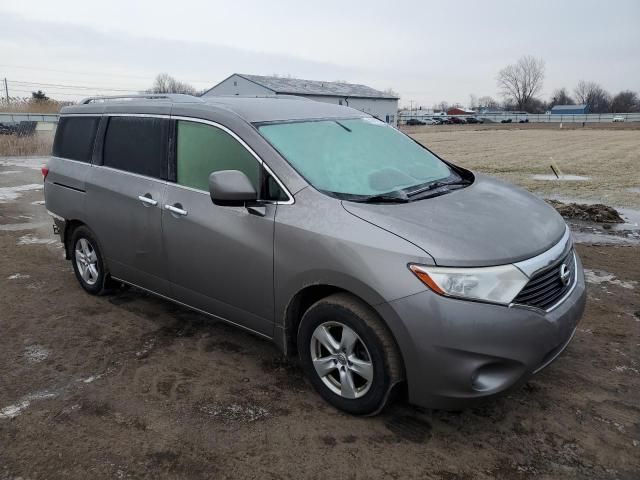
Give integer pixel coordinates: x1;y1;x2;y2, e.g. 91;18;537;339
342;174;566;267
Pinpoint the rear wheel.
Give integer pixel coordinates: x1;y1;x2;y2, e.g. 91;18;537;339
297;293;403;415
70;226;112;295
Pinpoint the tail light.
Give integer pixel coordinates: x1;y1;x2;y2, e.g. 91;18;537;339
41;166;49;179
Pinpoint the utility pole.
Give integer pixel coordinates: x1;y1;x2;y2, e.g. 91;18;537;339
3;78;8;104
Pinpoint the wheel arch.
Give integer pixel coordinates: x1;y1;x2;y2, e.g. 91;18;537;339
62;219;87;260
280;283;405;375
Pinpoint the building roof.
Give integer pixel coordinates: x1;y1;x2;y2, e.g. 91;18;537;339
208;73;399;100
447;107;475;114
202;96;368;123
551;104;588;111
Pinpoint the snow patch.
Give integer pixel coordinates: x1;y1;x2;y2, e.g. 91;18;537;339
612;365;640;375
0;391;57;419
24;344;49;364
584;269;636;290
0;156;48;171
79;374;103;384
0;183;43;202
7;273;30;280
0;221;49;231
17;234;56;245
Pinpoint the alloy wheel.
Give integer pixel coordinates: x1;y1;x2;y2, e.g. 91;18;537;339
75;238;99;286
310;321;374;399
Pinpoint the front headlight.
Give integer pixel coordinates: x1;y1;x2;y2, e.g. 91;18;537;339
409;263;529;305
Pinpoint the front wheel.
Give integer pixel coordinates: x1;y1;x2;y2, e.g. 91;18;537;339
297;293;404;415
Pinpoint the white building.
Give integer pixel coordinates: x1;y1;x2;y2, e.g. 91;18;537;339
202;74;399;125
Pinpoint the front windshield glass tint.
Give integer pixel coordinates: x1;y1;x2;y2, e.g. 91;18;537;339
258;118;453;197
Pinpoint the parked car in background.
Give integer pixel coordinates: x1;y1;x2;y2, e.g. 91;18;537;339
0;122;18;135
449;116;466;124
465;117;483;124
501;118;513;123
406;118;426;126
612;115;625;122
519;118;529;123
44;94;586;415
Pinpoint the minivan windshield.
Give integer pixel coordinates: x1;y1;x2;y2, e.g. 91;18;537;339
258;118;462;200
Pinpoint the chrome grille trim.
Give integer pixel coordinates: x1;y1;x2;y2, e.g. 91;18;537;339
512;250;577;313
513;226;572;278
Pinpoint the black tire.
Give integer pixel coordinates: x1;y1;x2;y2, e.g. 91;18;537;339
297;293;404;415
70;225;113;295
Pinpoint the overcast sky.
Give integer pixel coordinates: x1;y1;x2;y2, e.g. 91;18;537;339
1;0;638;107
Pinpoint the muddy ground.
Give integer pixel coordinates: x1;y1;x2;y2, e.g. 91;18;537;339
1;157;639;480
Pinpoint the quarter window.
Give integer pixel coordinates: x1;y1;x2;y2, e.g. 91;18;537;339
52;116;100;162
103;117;169;178
176;121;260;192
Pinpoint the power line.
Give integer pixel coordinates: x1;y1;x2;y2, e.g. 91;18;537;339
8;88;114;98
9;80;136;92
0;63;214;85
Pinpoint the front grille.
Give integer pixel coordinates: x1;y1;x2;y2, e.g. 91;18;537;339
513;249;575;311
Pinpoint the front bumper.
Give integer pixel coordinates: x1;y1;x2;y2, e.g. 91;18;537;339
376;254;586;410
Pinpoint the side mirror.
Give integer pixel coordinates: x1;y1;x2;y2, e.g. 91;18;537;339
208;170;257;206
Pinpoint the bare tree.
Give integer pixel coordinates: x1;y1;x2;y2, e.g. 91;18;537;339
147;73;197;96
549;88;574;108
574;81;611;113
611;90;639;113
468;94;478;110
478;96;499;111
436;101;449;112
497;55;545;111
382;88;400;98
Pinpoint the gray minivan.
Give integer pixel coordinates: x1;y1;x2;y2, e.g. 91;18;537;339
44;94;586;415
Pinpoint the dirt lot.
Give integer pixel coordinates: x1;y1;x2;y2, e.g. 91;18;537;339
406;124;640;209
1;150;639;479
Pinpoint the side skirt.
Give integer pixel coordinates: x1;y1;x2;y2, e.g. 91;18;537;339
111;276;273;341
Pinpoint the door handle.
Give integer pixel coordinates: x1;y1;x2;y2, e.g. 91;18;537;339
164;204;188;216
138;194;158;206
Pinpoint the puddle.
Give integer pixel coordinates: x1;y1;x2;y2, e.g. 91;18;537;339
572;230;640;246
546;195;640;230
0;184;43;202
584;269;637;289
532;174;590;181
0;170;21;175
626;187;640;194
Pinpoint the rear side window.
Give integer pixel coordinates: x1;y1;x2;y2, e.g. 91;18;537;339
176;120;259;191
103;117;169;178
52;116;100;162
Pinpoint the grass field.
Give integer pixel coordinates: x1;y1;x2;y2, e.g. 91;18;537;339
1;123;638;208
0;135;53;156
407;125;640;209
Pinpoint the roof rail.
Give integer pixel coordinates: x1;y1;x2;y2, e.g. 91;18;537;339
81;94;201;104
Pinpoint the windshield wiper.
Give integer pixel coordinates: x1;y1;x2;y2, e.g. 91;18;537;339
334;121;352;132
355;191;410;203
406;179;470;198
